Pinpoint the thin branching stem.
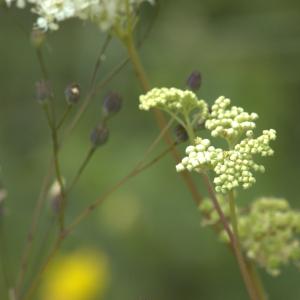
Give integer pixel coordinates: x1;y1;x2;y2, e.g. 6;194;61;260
201;174;260;300
89;34;112;89
123;32;203;206
43;104;66;232
67;146;96;193
0;223;10;300
16;38;125;299
22;140;177;300
56;105;72;131
64;57;129;138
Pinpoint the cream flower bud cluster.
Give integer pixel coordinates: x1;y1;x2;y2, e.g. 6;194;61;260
175;137;223;173
139;87;209;118
239;198;300;276
213;129;276;193
205;96;258;141
176;129;276;193
5;0;154;31
199;197;300;276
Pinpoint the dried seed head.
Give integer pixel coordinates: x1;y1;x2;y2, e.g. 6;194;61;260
36;80;52;104
90;124;109;147
103;92;122;116
65;83;80;105
173;124;188;143
186;71;202;91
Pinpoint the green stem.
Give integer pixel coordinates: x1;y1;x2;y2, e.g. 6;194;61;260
122;29;267;300
201;174;259;300
66;142;177;234
43;104;66;232
227;191;267;300
247;261;268;300
0;223;10;300
22;141;177;300
56;105;72;131
123;32;203;206
228;190;239;239
67;147;96;193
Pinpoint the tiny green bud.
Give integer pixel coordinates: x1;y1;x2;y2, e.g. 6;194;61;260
65;83;80;105
90;124;109;147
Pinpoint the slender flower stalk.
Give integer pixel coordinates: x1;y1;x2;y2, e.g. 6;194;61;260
122;32;203;205
43;104;66;232
22;138;178;300
125;29;268;300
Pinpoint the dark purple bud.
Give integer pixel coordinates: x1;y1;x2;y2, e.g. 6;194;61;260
90;124;109;147
36;80;52;104
103;92;122;116
186;71;202;91
174;124;188;143
31;29;46;48
65;83;80;105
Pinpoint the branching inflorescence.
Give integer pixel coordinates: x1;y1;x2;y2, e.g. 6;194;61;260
138;86;300;277
200;197;300;276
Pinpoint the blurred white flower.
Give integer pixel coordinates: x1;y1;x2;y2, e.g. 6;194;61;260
5;0;154;32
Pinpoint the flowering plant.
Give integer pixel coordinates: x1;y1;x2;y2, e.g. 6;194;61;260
1;1;299;300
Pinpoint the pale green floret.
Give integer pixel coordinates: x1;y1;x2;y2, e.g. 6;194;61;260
176;129;276;193
139;87;209;122
199;197;300;276
239;197;300;276
205;96;258;143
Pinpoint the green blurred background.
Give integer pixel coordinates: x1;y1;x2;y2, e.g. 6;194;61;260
1;0;300;299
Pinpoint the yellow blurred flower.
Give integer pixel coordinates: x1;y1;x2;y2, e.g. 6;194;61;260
40;248;109;300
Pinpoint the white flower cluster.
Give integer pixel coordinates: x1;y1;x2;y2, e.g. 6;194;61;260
176;130;276;193
176;137;223;172
199;196;300;276
214;129;276;193
139;87;208;118
5;0;154;31
206;96;258;142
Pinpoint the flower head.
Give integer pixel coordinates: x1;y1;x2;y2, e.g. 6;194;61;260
6;0;154;32
206;96;258;142
176;95;276;193
177;129;275;193
139;87;207;114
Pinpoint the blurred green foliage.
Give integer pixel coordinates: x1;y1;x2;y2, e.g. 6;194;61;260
1;0;300;299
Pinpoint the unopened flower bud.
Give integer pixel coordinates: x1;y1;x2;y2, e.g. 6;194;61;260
90;124;109;147
36;80;52;104
48;180;63;214
31;29;46;48
186;71;202;91
103;92;122;116
174;124;188;143
65;83;80;105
